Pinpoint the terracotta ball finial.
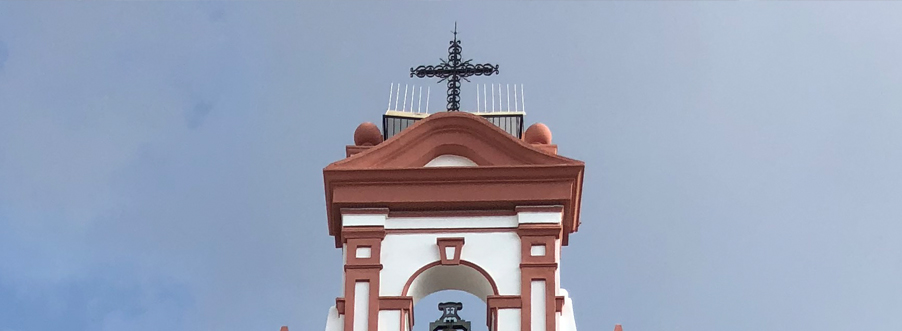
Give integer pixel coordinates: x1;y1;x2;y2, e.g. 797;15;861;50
353;122;383;146
524;122;552;145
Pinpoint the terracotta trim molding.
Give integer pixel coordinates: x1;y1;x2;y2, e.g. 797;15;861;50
532;144;557;155
385;227;517;235
324;112;585;248
516;223;563;238
555;296;565;313
520;236;556;265
346;145;372;157
343;268;380;331
486;295;522;330
487;295;522;309
335;297;346;315
519;263;559;271
324;166;583;247
518;226;559;331
341;207;391;215
378;296;415;331
344;264;384;270
345;238;382;267
341;226;386;242
378;296;413;310
519;264;557;331
436;237;465;265
515;205;564;213
342;226;384;331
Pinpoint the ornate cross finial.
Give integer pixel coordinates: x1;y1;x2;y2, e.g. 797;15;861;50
429;302;471;331
410;23;500;112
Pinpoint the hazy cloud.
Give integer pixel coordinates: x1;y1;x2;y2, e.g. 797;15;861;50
185;101;213;129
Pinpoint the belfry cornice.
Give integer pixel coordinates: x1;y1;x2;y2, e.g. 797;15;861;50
322;111;584;247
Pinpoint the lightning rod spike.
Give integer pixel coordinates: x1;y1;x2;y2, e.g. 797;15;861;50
387;83;394;111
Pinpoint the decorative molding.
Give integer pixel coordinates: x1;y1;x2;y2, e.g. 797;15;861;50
345;238;381;267
346;145;372;158
341;226;385;331
342;268;380;331
341;207;391;215
335;297;346;315
378;296;415;330
341;226;386;242
555;296;565;313
378;296;413;310
436;237;465;265
516;223;563;238
487;295;522;309
344;264;384;271
519;262;558;269
323;111;585;248
487;295;523;330
515;205;564;213
520;236;555;265
519;229;558;331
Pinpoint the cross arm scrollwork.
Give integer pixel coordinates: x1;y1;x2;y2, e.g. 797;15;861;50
409;23;500;112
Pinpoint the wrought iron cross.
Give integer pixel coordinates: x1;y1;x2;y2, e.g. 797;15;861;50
410;23;500;112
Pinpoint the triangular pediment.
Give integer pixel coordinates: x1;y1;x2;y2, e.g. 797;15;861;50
326;112;582;170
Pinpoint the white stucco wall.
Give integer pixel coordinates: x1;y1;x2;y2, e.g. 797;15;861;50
380;231;522;301
516;209;563;224
385;215;518;229
324;306;342;331
378;310;401;331
559;288;578;331
337;208;573;331
497;309;521;331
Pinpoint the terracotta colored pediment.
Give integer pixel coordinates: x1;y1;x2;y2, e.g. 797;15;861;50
322;112;585;247
326;112;582;170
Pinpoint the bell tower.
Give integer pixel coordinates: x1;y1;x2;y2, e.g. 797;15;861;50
320;25;584;331
321;109;584;331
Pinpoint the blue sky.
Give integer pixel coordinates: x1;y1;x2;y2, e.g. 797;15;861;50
1;2;901;331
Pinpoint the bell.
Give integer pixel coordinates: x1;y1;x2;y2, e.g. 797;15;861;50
428;302;472;331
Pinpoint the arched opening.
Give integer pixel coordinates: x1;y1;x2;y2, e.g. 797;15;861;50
403;261;498;330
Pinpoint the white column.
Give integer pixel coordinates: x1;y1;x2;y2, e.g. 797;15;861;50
531;280;546;331
354;282;369;331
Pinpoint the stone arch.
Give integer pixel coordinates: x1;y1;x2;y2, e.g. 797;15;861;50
401;260;499;305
